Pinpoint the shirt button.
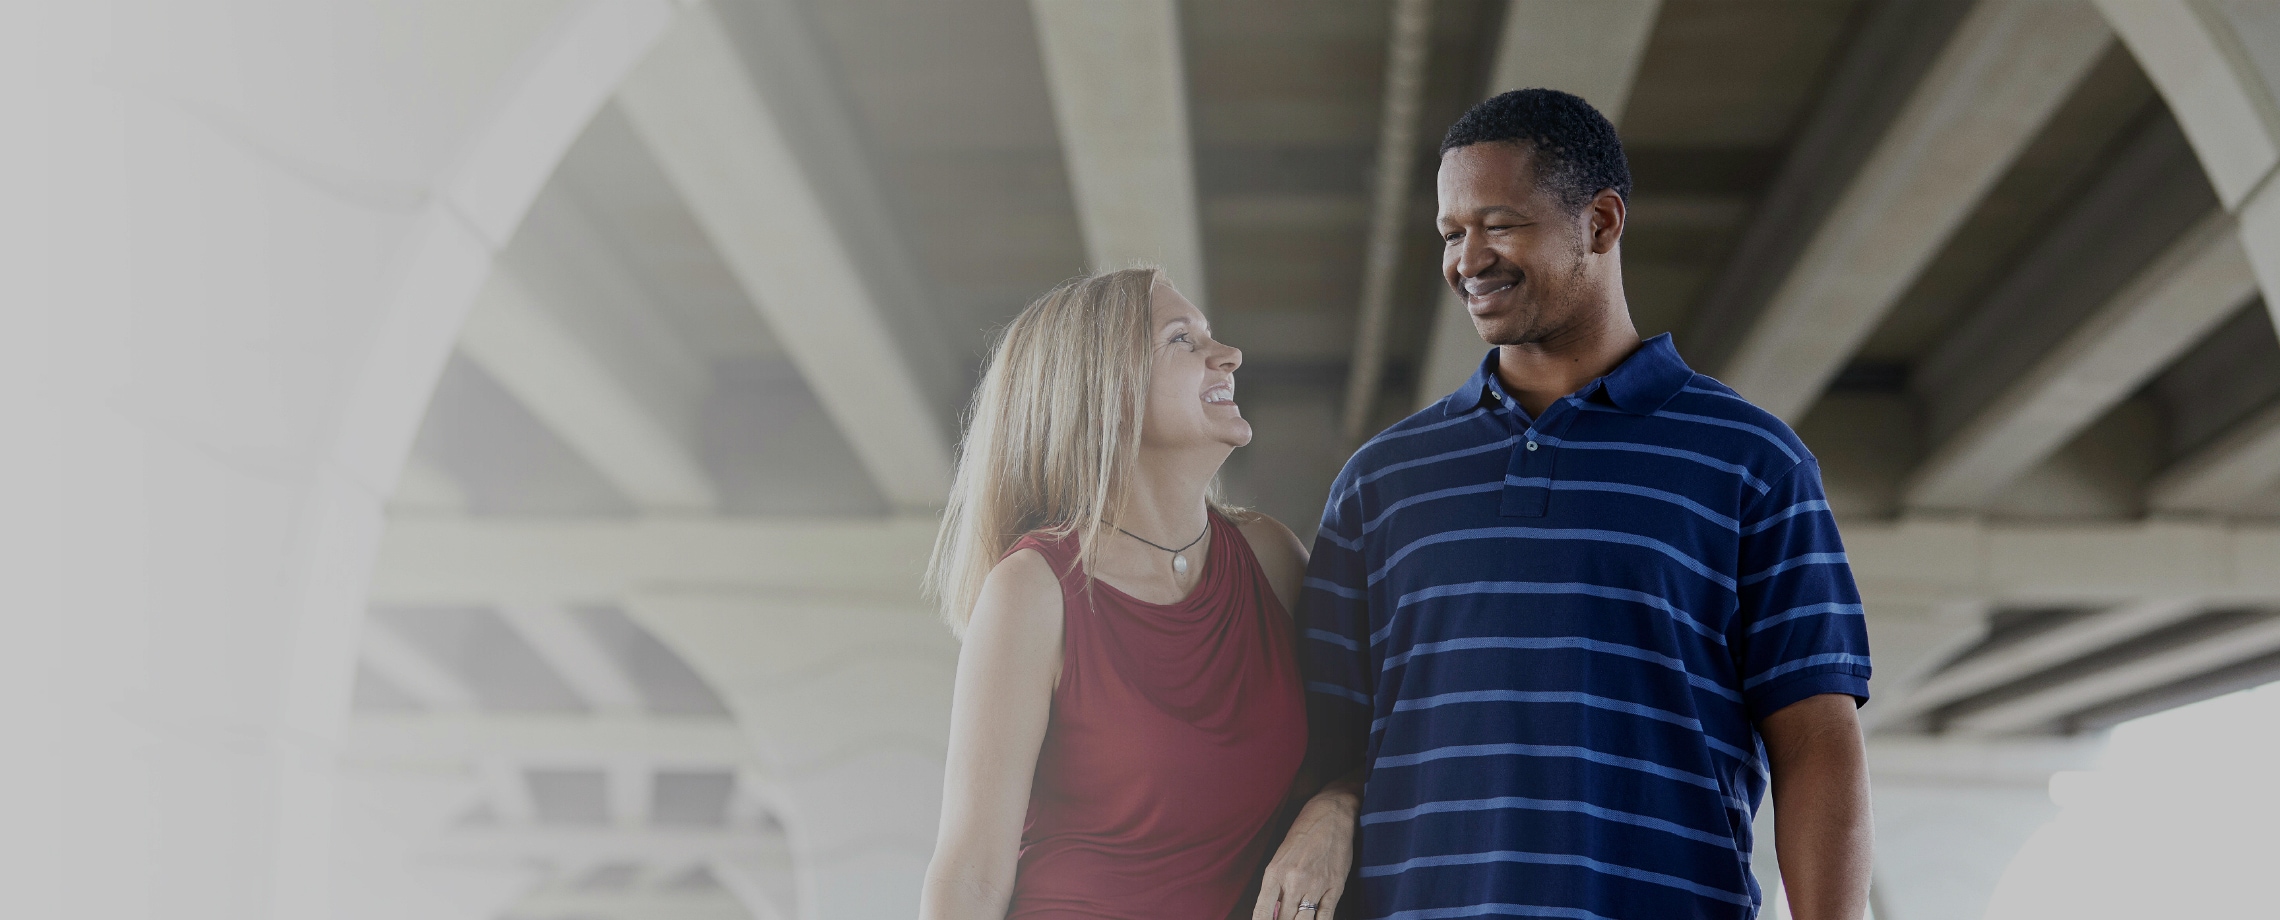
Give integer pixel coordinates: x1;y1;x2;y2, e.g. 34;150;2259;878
1526;441;1539;451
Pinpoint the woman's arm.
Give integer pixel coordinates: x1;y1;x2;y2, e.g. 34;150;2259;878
1255;771;1361;920
1238;515;1358;918
919;549;1065;920
1236;514;1309;616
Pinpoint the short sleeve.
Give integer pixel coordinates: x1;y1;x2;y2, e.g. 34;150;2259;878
1733;458;1872;722
1298;484;1375;780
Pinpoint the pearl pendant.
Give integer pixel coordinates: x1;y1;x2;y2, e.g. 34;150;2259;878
1172;553;1190;576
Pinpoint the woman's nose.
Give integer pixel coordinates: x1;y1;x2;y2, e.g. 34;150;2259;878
1215;341;1243;371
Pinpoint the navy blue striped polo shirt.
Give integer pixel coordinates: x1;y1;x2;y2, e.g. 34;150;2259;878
1300;334;1870;920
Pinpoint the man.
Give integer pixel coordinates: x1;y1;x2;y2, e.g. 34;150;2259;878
1261;89;1873;920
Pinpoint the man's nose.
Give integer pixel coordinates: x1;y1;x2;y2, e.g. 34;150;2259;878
1455;233;1496;278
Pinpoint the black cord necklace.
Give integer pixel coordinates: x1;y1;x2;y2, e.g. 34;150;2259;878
1114;520;1209;577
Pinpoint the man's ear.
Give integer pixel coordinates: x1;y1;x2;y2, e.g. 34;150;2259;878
1587;189;1625;255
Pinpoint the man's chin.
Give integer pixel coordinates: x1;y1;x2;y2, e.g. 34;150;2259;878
1470;315;1536;348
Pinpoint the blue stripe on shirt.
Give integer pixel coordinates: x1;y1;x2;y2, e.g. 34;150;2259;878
1372;528;1736;592
1360;850;1755;905
1361;795;1737;847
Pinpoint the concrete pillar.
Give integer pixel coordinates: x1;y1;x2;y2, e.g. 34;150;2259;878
1862;737;2105;920
631;593;957;920
0;2;676;917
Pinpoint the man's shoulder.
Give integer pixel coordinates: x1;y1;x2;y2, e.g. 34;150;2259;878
1650;374;1815;478
1333;401;1493;494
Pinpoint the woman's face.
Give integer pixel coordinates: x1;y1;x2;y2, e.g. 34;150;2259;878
1141;280;1250;452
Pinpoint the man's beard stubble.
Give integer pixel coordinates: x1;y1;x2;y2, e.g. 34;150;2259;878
1479;244;1594;348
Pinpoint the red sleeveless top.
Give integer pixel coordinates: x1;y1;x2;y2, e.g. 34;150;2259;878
1004;511;1306;919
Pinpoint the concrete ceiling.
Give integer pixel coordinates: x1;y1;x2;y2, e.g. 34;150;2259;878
364;4;2280;916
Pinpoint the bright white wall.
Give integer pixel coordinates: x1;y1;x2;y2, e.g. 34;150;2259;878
0;2;676;917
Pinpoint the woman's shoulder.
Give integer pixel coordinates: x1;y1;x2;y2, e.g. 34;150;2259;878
970;547;1066;641
1230;512;1308;615
1232;512;1306;567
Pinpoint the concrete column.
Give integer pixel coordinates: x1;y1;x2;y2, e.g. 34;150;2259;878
1864;737;2106;920
0;2;677;917
630;593;957;920
2099;1;2280;506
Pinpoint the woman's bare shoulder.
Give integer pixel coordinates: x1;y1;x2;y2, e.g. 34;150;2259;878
1236;513;1308;570
1235;513;1309;617
968;547;1065;640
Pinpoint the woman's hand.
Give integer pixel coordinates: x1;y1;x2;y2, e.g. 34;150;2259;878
1254;777;1361;920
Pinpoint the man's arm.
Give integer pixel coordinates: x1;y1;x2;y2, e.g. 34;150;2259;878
1760;693;1873;920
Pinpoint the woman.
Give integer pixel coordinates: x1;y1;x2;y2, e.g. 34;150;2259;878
918;269;1350;919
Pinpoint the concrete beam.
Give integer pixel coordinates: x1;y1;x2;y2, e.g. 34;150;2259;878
2094;1;2279;212
1845;518;2280;608
370;514;2280;610
358;618;478;711
457;267;719;511
2148;398;2280;512
1341;0;1436;440
369;515;939;605
615;3;953;512
607;759;650;828
504;888;751;920
387;452;470;515
1868;736;2096;920
345;713;749;768
1867;734;2107;785
1947;612;2280;734
1873;599;2205;725
1682;0;1977;374
1029;0;1205;298
432;824;787;867
2098;4;2280;515
1717;0;2111;421
496;603;645;716
1904;211;2253;509
630;594;954;920
476;759;537;825
1415;0;1662;408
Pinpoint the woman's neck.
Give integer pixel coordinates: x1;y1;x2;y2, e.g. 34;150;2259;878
1112;445;1225;544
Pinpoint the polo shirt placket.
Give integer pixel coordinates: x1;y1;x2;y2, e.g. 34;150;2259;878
1487;379;1587;519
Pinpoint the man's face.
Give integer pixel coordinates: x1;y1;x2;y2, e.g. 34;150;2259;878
1435;142;1604;347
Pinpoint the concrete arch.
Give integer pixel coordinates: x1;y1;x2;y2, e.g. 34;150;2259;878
2097;0;2280;312
629;594;958;920
9;2;678;917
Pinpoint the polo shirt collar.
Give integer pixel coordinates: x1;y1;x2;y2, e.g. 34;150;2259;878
1602;333;1693;415
1439;332;1694;417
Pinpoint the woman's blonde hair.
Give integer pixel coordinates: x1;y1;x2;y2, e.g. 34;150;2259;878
925;267;1240;633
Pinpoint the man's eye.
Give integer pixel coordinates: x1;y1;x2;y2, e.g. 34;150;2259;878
1443;231;1462;243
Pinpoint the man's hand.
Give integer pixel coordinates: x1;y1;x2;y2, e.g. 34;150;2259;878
1254;775;1361;920
1760;693;1873;920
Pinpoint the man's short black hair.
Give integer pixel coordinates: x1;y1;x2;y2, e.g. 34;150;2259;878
1440;88;1631;214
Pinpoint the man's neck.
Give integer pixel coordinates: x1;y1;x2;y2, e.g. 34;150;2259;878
1494;307;1642;418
